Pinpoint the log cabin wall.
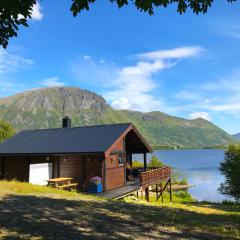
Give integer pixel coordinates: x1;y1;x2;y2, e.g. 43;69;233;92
0;157;3;179
59;154;102;184
0;156;58;182
105;138;125;191
59;156;83;183
1;156;28;181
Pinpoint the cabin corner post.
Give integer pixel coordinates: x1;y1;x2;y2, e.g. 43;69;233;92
1;157;5;180
123;136;126;186
169;178;172;202
143;152;147;171
103;154;106;192
27;156;31;182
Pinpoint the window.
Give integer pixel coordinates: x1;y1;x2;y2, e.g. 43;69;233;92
118;155;123;165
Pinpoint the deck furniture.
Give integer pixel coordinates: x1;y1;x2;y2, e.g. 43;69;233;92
47;177;78;190
126;169;134;181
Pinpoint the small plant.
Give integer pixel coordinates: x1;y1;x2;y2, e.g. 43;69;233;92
89;176;102;185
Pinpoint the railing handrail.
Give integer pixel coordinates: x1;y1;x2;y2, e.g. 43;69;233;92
139;166;171;186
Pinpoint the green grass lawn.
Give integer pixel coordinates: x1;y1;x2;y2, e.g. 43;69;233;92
0;181;239;240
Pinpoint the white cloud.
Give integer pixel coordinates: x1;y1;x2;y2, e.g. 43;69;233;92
189;112;211;121
136;46;203;61
71;47;202;113
174;90;200;101
104;46;202;112
0;49;33;75
83;55;92;60
111;97;133;109
40;77;66;87
31;2;43;21
215;23;240;40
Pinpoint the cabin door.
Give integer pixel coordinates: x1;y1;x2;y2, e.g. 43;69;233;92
29;163;52;185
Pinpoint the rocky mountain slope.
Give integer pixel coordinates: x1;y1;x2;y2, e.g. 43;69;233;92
0;87;236;148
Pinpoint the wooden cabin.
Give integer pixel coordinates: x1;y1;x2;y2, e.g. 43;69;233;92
0;118;171;197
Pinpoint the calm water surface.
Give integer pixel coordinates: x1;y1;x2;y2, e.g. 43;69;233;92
133;149;229;202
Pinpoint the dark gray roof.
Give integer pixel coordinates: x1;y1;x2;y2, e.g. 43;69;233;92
0;123;132;155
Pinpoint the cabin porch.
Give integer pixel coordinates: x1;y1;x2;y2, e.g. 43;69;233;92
99;166;171;200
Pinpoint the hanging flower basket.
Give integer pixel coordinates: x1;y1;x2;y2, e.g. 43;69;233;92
88;176;102;193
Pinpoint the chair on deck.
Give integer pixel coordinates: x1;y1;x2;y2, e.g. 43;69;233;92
127;168;136;181
132;168;139;179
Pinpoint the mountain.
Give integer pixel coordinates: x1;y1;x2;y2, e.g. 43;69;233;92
233;133;240;141
0;87;236;148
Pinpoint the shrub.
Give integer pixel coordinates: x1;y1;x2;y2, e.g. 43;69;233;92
219;144;240;202
148;156;165;168
0;119;15;142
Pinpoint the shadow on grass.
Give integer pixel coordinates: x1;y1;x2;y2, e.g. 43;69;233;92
0;194;239;239
194;201;240;213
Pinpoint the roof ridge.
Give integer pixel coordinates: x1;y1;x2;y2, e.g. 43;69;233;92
21;122;132;132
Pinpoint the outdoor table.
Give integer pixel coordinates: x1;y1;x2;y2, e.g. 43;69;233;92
46;177;73;188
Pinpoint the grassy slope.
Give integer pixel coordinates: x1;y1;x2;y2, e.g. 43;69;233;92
0;181;239;240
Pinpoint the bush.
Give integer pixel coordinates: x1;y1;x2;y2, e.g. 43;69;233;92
173;177;188;185
148;156;165;168
219;144;240;202
0;119;15;142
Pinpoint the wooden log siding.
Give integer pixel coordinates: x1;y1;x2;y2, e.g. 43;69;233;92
139;167;171;187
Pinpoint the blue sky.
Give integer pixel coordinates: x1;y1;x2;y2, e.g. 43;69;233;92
1;1;240;134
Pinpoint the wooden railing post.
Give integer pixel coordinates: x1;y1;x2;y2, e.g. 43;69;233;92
143;153;147;171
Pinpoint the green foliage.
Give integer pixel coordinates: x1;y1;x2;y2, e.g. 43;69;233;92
219;144;240;202
0;0;36;48
132;160;143;168
173;191;194;203
148;156;165;167
0;1;238;48
0;119;15;142
173;177;188;185
70;0;237;16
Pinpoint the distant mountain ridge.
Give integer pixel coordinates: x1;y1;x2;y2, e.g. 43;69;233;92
233;133;240;141
0;87;236;148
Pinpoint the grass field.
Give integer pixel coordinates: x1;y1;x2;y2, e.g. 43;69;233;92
0;181;239;239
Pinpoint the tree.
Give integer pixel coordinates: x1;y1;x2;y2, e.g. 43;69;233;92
0;0;237;49
148;155;165;168
0;119;15;142
219;144;240;202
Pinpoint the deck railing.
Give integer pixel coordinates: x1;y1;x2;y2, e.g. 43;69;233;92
139;167;171;187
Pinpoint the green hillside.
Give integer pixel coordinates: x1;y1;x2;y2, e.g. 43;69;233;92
0;87;236;148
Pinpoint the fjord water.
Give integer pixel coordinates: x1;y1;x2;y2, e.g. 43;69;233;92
134;149;227;202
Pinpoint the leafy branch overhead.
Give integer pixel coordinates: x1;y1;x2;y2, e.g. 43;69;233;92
0;0;237;49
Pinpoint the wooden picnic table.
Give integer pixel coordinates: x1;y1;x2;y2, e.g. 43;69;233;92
47;177;77;190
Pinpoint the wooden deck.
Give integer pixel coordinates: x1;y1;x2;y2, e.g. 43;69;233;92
97;167;171;200
97;181;140;199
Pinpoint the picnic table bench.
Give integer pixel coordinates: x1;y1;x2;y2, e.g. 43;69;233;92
47;177;78;190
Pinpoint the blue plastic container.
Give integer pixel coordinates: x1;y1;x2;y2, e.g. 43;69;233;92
88;183;103;193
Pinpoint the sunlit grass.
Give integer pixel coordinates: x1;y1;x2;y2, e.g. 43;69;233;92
0;181;240;239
